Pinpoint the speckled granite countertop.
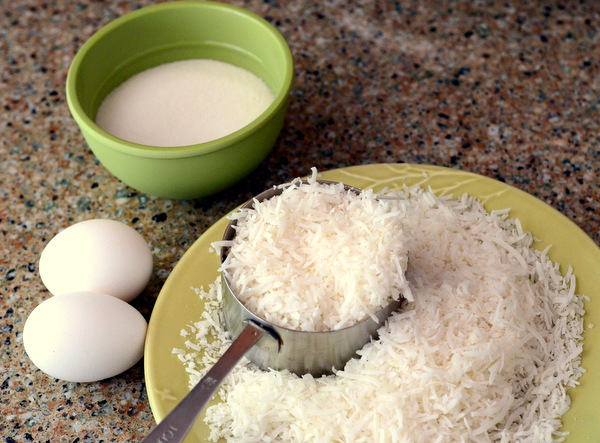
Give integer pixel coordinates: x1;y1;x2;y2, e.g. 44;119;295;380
1;0;599;441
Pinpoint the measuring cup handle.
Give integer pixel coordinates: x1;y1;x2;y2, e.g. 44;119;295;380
140;321;266;443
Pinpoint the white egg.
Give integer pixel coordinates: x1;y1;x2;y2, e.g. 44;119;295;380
39;219;153;302
23;292;147;383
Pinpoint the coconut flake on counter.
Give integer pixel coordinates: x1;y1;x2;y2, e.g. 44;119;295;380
174;185;586;443
214;168;411;331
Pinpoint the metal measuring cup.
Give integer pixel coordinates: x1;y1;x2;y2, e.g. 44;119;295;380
141;180;403;443
221;181;403;376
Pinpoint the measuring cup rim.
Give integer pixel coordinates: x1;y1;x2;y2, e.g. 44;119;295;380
219;178;402;335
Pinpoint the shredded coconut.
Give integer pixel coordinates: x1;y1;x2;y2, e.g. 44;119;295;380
174;184;586;443
215;168;411;331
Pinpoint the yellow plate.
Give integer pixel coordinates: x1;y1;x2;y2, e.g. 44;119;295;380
144;163;600;442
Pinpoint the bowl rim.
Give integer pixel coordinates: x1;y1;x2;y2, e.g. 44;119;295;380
65;0;294;160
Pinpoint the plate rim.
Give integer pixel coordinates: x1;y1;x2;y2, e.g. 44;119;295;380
144;163;600;441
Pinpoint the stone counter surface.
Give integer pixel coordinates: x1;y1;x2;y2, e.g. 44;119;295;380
1;0;599;441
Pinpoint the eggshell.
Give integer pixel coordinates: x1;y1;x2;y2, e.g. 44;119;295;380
39;219;153;302
23;292;147;383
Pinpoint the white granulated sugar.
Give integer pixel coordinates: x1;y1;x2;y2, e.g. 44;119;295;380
174;185;586;443
215;169;410;331
95;59;274;147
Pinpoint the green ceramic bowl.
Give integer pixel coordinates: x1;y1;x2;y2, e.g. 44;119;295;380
66;1;294;199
